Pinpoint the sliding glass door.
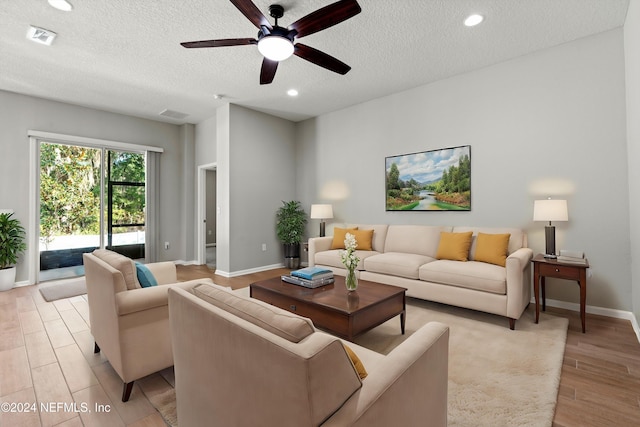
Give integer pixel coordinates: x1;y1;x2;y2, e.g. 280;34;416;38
39;142;146;281
105;150;146;259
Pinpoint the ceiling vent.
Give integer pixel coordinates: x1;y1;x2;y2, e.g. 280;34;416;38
27;26;57;45
159;109;189;120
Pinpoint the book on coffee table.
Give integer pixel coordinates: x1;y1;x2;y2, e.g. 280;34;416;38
281;275;335;288
291;267;334;281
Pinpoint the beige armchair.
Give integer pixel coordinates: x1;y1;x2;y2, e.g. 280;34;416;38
169;284;449;427
83;249;213;401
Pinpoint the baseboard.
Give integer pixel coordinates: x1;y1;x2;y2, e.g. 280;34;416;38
535;297;640;343
15;280;31;288
214;263;284;278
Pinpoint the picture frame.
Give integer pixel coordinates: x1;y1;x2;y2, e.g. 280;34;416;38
385;145;471;211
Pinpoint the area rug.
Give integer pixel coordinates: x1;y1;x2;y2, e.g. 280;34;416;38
151;287;568;427
351;297;568;427
38;277;87;302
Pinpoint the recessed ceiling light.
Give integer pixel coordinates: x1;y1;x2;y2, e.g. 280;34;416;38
464;14;484;27
27;26;57;45
287;89;298;97
48;0;73;12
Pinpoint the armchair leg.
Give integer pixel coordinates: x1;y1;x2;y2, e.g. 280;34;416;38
508;318;516;330
94;342;100;353
122;381;134;402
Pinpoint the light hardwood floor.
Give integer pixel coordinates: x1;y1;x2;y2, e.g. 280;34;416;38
1;265;639;426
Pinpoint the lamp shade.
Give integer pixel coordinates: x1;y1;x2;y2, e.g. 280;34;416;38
310;204;333;219
533;199;568;222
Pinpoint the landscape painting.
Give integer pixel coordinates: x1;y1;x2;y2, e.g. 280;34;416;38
385;145;471;211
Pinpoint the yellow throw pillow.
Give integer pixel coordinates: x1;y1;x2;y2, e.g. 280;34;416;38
436;231;473;261
343;343;368;379
350;229;374;251
331;227;359;249
474;233;511;267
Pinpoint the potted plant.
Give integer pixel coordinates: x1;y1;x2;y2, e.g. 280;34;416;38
276;200;307;269
0;212;27;291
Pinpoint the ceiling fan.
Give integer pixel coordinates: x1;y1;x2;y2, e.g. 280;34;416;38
180;0;361;85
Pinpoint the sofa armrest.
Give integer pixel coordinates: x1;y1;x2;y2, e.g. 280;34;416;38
308;236;333;267
145;261;178;285
116;278;213;316
324;322;449;427
505;247;534;319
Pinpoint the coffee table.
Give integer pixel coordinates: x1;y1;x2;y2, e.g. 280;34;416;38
250;275;406;341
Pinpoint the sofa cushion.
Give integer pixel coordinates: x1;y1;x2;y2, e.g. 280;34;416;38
436;231;473;261
331;227;358;249
419;260;506;294
315;249;379;271
135;262;158;287
343;343;368;379
92;249;140;290
351;229;374;251
192;284;315;343
453;227;525;257
474;233;511;267
384;225;452;258
349;224;389;252
364;252;435;280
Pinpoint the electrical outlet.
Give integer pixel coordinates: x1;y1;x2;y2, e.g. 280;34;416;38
261;243;267;251
164;242;170;250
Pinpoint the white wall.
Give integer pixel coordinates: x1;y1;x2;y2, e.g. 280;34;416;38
195;114;217;166
226;104;296;273
0;90;190;282
625;0;640;323
297;29;630;311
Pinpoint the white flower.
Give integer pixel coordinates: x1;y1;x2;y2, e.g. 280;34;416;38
340;233;360;271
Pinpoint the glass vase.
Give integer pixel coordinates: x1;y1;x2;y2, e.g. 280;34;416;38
345;268;358;292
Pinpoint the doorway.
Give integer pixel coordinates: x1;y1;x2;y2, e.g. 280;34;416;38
197;163;217;267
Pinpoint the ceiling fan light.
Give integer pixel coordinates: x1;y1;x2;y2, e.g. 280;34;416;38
258;35;294;61
48;0;73;11
464;14;484;27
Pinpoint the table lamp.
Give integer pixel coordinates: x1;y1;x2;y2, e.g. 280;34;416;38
310;204;333;237
533;199;568;258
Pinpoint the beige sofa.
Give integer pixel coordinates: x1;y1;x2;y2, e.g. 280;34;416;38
83;249;213;401
169;284;450;427
309;224;533;329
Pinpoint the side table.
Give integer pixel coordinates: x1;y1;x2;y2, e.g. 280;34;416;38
531;253;589;333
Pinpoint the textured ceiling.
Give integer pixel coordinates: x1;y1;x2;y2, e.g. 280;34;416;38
0;0;630;124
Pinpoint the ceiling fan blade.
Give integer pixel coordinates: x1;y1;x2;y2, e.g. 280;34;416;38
289;0;361;38
260;58;279;85
230;0;272;30
294;43;351;75
180;38;257;48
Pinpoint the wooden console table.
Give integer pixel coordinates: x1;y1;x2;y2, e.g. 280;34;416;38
531;253;589;333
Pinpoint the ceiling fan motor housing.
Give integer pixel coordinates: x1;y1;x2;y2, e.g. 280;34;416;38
268;4;285;20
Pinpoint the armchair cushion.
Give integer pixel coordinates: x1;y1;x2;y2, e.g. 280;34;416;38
135;262;158;287
343;343;368;379
192;283;315;343
93;249;140;290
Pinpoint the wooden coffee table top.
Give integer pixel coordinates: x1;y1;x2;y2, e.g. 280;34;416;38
250;275;407;340
250;275;405;313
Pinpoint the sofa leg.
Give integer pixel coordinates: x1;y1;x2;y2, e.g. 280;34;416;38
94;342;100;353
122;381;134;402
508;318;516;330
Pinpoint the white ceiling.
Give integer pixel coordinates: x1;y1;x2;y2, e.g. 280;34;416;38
0;0;630;124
